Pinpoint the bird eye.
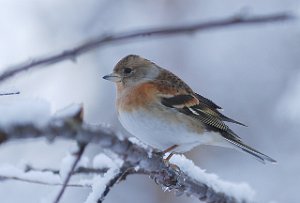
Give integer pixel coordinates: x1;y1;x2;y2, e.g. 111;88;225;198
123;68;132;74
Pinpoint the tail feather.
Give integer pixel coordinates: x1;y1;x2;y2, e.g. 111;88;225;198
224;137;277;164
220;114;247;127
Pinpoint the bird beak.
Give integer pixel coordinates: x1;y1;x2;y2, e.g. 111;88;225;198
102;73;121;82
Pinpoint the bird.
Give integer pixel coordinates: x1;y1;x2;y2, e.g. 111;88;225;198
103;54;276;164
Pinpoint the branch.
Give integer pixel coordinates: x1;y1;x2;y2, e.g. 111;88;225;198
0;164;91;188
0;175;87;188
0;91;20;96
0;165;146;190
96;166;128;203
24;165;109;175
53;143;87;203
0;12;293;84
0;105;254;203
84;166;126;203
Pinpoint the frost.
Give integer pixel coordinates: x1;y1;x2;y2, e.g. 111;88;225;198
79;156;90;168
98;122;112;129
134;165;140;171
128;137;150;150
84;154;124;203
0;164;60;184
115;130;125;140
93;153;123;169
170;154;255;202
59;153;89;181
0;99;51;127
77;179;93;187
60;154;76;180
84;167;120;203
128;137;153;158
93;154;115;169
54;104;82;119
147;149;153;159
128;137;147;148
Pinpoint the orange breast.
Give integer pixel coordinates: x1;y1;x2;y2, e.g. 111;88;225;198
117;83;158;112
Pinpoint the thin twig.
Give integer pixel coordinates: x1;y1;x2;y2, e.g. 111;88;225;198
0;165;145;189
24;165;109;175
53;143;87;203
0;12;293;84
97;166;128;203
0;91;20;96
0;175;88;187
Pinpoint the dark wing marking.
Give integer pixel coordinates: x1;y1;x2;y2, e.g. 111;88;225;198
219;113;247;127
161;95;194;108
194;93;222;109
181;107;229;131
194;93;247;127
194;102;247;127
160;94;243;140
161;94;246;126
161;95;228;130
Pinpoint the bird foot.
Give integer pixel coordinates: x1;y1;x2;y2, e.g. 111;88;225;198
163;158;181;174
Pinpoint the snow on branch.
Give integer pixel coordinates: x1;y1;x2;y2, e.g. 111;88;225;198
24;165;109;175
53;143;87;203
0;163;112;188
0;164;89;188
0;12;293;84
0;104;255;203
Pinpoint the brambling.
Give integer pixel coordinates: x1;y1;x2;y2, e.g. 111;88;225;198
103;55;276;164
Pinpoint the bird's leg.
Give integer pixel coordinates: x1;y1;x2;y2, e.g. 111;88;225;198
162;144;178;154
162;144;178;161
165;152;174;161
162;145;180;172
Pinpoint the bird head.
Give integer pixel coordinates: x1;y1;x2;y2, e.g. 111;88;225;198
103;55;160;87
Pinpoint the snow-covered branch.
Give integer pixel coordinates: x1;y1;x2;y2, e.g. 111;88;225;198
24;165;109;175
53;143;87;203
0;12;293;84
0;104;255;203
0;164;113;188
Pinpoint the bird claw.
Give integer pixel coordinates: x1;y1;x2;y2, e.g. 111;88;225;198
156;150;165;157
163;159;181;174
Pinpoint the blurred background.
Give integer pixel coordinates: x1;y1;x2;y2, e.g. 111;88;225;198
0;0;299;202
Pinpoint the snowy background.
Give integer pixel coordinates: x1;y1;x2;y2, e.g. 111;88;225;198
0;0;299;202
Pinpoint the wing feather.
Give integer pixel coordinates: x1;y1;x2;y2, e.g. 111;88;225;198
160;94;245;140
194;93;222;109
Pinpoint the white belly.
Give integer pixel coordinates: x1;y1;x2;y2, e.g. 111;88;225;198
118;109;228;153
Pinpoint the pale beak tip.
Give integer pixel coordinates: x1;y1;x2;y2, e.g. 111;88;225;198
102;73;121;82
